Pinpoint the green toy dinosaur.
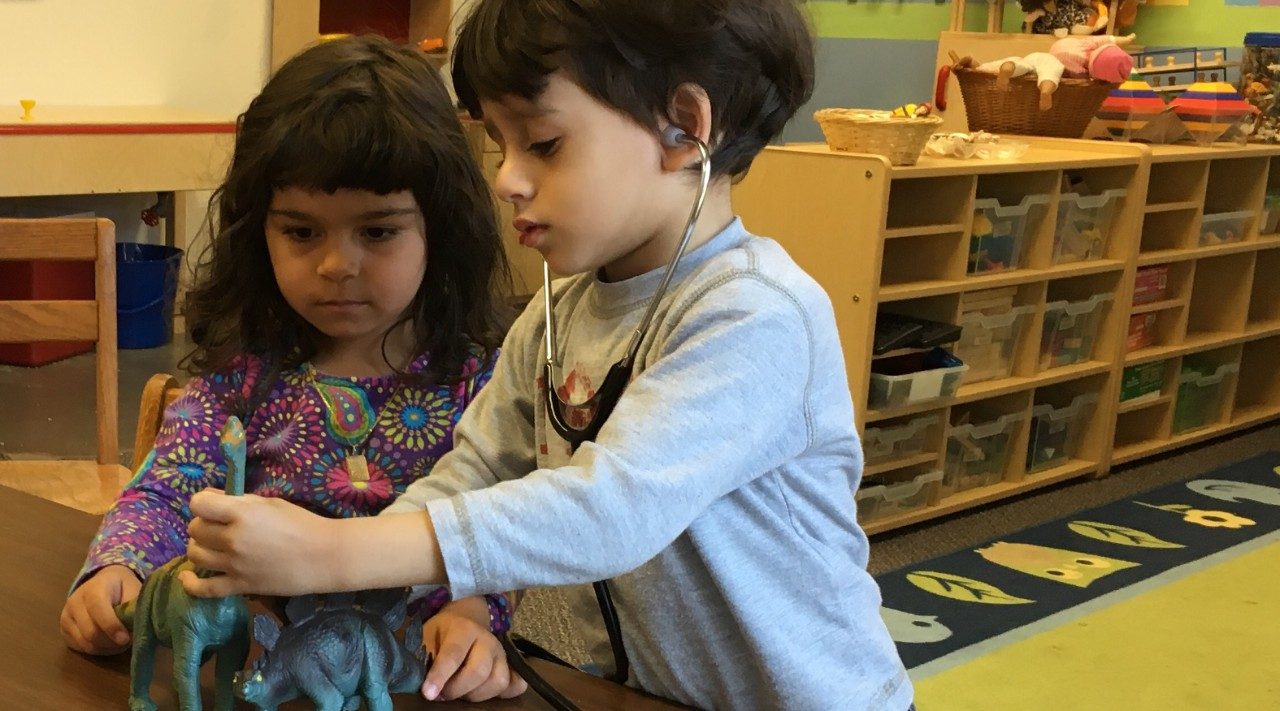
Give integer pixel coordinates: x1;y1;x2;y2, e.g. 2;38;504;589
115;417;252;711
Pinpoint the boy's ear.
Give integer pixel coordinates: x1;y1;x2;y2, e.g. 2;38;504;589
661;83;713;173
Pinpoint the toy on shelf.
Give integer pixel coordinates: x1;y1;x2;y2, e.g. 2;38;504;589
236;589;427;710
117;417;251;711
969;194;1050;274
949;48;1117;138
1263;192;1280;234
925;131;1030;160
1134;47;1240;97
1020;0;1090;36
892;102;933;118
1170;81;1259;145
1096;71;1182;142
966;52;1066;110
813;108;942;166
1051;34;1136;83
1240;33;1279;143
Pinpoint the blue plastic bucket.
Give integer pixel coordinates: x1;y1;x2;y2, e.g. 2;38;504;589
116;243;183;350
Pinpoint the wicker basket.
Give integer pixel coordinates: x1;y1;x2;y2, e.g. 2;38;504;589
814;109;943;166
954;68;1117;138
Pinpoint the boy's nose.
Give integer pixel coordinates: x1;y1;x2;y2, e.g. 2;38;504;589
493;155;534;205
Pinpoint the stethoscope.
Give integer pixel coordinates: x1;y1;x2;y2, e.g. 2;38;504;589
499;126;711;711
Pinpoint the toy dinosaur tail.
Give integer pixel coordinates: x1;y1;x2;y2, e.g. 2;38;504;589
219;416;247;496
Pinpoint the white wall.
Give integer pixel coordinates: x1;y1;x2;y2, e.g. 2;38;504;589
0;0;272;114
0;1;271;256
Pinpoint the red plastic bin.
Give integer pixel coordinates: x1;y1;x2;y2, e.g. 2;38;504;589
0;260;95;366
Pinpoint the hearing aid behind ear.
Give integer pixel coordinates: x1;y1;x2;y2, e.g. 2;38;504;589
661;126;691;147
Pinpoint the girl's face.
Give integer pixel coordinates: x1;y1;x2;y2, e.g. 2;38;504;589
481;73;696;282
265;188;427;362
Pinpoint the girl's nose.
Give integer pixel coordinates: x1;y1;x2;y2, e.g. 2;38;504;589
316;236;360;280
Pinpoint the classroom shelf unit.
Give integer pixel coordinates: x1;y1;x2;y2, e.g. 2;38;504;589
733;138;1280;536
1112;143;1280;467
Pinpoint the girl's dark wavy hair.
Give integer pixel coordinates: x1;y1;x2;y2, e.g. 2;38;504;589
451;0;815;181
182;35;510;402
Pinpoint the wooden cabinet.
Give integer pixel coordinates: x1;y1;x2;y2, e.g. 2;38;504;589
1112;144;1280;464
735;138;1280;534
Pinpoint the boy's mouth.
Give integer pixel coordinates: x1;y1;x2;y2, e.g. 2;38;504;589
513;217;549;248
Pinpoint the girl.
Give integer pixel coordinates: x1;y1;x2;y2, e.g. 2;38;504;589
182;2;914;708
59;35;528;703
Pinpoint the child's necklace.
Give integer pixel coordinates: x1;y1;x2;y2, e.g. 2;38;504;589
303;364;396;483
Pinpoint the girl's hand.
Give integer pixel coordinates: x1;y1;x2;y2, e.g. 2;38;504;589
178;488;338;597
60;564;141;655
421;596;527;702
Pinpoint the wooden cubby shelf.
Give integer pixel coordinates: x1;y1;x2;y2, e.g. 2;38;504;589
734;138;1280;535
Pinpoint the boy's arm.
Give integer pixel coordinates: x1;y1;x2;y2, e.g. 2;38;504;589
424;276;822;597
182;277;826;599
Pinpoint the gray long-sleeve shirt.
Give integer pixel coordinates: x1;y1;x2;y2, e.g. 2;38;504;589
385;219;912;710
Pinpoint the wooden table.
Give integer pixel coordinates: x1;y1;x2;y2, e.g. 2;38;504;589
0;485;685;710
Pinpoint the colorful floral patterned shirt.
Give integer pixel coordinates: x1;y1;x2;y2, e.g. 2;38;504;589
73;348;511;633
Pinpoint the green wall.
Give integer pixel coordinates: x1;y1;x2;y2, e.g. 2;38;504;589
807;0;1278;47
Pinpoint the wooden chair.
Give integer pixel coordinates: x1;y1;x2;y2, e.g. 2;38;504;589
0;218;128;514
131;373;183;472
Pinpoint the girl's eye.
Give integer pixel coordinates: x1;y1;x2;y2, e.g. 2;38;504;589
283;226;316;241
527;137;560;157
363;227;399;241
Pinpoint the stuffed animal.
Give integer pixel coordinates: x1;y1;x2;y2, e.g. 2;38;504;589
1020;0;1091;35
1051;34;1136;83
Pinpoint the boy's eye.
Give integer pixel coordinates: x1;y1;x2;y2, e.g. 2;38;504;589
527;138;560;157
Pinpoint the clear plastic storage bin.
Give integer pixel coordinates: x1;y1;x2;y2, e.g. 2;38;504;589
856;470;943;524
1173;363;1239;434
1263;193;1280;235
968;194;1049;275
1198;210;1253;246
869;349;969;410
1053;189;1126;264
1026;394;1099;473
1039;293;1113;370
864;414;940;467
954;305;1036;383
944;413;1025;494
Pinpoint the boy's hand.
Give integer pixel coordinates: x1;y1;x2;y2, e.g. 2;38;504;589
422;596;527;702
60;564;141;655
178;488;337;597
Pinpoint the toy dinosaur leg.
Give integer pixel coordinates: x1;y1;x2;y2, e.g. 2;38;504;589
343;697;361;711
127;598;159;711
213;632;251;711
365;688;393;711
173;636;206;711
310;685;348;711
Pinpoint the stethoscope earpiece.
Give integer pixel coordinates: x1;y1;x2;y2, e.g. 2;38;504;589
661;125;691;148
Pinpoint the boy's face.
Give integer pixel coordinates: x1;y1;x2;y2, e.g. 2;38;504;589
482;73;693;281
